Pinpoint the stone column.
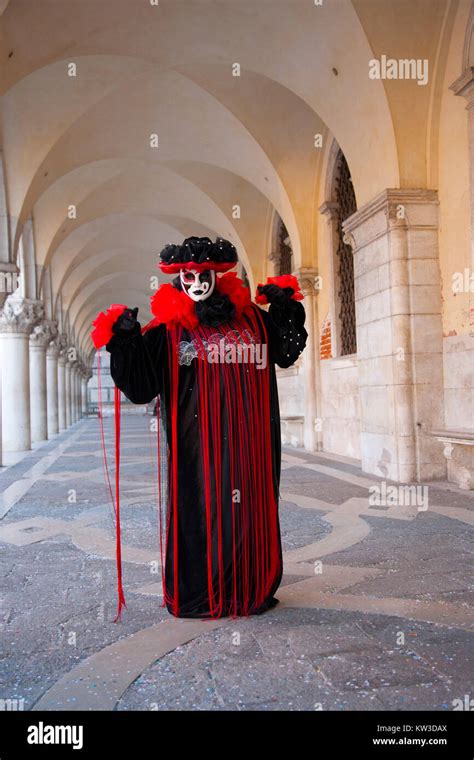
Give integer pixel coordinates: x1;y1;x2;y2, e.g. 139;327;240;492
343;189;445;482
319;201;342;357
65;358;73;428
75;365;82;420
0;296;43;452
29;320;57;444
46;340;60;437
72;365;80;423
295;268;321;452
80;370;89;417
71;368;76;423
450;67;474;285
57;345;67;432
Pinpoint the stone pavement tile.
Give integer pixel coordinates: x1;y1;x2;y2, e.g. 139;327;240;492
249;622;376;664
280;575;308;586
316;689;385;711
117;607;468;711
371;682;455;711
116;665;227;711
94;507;164;553
345;571;471;600
435;590;473;604
285;622;378;657
423;487;474;511
279;503;331;552
281;466;368;504
380;555;473;574
283;447;365;477
117;616;331;711
311;648;440;692
0;538;168;709
240;688;387;711
357;618;473;691
116;630;253;711
325;513;473;572
208;655;328;710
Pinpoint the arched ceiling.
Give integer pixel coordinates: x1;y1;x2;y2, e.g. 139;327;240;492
0;0;458;361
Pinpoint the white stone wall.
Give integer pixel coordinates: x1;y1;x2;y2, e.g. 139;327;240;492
443;334;474;430
344;189;446;482
320;355;361;459
276;360;305;448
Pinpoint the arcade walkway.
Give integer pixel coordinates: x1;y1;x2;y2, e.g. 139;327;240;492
0;412;473;711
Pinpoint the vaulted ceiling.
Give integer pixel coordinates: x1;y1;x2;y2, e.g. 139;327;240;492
0;0;462;362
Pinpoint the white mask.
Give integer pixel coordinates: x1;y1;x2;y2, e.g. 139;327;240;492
180;268;215;302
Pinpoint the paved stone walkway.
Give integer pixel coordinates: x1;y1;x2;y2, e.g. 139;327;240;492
0;413;472;711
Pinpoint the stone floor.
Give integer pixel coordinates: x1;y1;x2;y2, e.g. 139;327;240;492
0;412;473;711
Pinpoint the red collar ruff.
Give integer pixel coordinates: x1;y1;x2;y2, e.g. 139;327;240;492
145;272;252;331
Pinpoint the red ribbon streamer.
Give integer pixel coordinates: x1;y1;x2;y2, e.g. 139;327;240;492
96;349;126;622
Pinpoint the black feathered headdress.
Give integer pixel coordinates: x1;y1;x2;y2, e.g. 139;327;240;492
158;236;238;273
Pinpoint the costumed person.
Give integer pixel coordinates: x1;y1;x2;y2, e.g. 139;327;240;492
91;236;307;620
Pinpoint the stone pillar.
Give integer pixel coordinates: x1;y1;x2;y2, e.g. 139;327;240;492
72;366;79;423
81;371;89;417
65;359;72;428
46;340;60;437
75;366;82;420
57;348;67;432
71;368;76;423
343;189;445;482
29;320;57;444
319;201;342;357
450;67;474;285
0;297;43;452
295;268;321;452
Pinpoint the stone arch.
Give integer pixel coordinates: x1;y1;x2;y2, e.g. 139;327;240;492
320;140;357;358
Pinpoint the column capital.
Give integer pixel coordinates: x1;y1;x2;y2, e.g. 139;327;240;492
57;334;69;363
450;67;474;109
319;200;339;222
30;319;58;349
65;352;81;373
46;341;60;359
0;296;44;335
342;188;439;253
293;267;319;296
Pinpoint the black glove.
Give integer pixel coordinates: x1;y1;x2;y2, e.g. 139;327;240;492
257;284;295;306
112;307;139;333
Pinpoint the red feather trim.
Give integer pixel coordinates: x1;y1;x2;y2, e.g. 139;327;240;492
216;272;252;317
149;274;252;330
91;304;128;348
150;284;199;330
159;261;235;274
255;274;303;304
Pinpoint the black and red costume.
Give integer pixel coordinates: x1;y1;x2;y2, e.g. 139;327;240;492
92;237;307;620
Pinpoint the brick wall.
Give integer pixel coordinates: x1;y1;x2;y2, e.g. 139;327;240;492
320;314;332;359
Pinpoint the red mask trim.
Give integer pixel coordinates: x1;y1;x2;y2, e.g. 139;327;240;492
159;261;235;274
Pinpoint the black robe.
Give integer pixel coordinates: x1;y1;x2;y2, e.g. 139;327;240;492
106;298;307;619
